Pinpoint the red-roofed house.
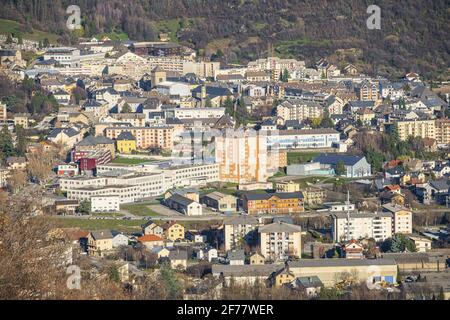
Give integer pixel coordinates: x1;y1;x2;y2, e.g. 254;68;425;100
137;234;164;249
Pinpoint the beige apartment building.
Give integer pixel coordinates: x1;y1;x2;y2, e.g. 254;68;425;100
435;118;450;144
277;100;323;123
104;126;174;150
87;230;114;256
396;119;436;141
382;204;413;235
215;129;278;183
259;222;302;260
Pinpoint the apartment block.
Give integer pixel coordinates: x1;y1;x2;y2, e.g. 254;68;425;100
242;192;304;215
331;211;394;242
395;119;436;141
277;100;324;122
104;126;174;150
223;216;260;251
259;222;302;260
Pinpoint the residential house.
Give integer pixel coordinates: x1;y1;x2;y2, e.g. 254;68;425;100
116;131;136;154
162;221;185;241
165;193;203;216
200;191;237;214
169;249;188;270
314;154;372;178
87;230;114;256
137;234;164;249
227;249;246;265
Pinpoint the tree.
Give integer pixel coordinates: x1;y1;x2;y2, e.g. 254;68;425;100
281;69;290;82
121;103;132;113
224;95;234;116
43;38;50;48
335;160;346;176
381;234;416;253
14;125;28;156
77;200;91;214
0;125;16;163
26;146;56;185
6;169;27;194
5;34;13;44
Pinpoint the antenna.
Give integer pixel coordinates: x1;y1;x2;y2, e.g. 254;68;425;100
346;190;350;242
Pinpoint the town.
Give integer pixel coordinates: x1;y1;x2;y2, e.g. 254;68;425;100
0;29;449;301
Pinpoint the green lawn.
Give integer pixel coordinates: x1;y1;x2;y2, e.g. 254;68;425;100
287;152;321;165
0;19;59;43
52;217;146;233
112;157;152;165
120;202;160;217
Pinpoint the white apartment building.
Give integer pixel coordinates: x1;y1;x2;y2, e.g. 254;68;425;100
223;216;260;251
332;212;394;242
43;47;80;66
61;164;219;204
91;196;120;212
174;107;225;119
259;222;302;260
277;100;324;122
247;57;306;81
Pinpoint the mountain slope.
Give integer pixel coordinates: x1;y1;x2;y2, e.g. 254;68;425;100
0;0;448;79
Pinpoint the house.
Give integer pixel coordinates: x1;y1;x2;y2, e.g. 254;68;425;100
408;235;433;252
314;154;372;178
249;252;265;265
290;276;323;297
6;156;27;170
212;264;284;286
227;249;245;265
275;181;300;193
200;191;237;213
273;268;296;287
161;221;185;241
111;231;129;248
137;234;164;249
116;131;137;154
301;187;326;206
241;192;304;215
55;199;79;215
13;113;30;128
165;194;203;216
344;240;364;259
151;246;170;259
259;222;302;260
206;248;218;262
185;230;207;243
87;230;114;256
47;127;82;149
169;249;188;270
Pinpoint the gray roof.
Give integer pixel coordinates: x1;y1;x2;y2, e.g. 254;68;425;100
223;215;259;226
167;193;195;206
227;249;245;261
77;135;114;146
90;230;113;240
382;203;410;213
294;276;323;288
430;179;450;191
169;249;188;260
203;191;236;201
212;264;284;277
116;131;136;141
258;221;302;234
314;154;366;166
48;127;79;138
380;252;430;263
288;258;396;268
331;211;392;219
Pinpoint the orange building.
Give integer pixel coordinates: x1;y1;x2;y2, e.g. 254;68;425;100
242;192;304;215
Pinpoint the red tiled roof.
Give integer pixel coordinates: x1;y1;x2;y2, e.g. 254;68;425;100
138;234;163;242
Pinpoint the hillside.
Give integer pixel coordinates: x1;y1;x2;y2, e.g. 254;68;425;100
0;0;448;79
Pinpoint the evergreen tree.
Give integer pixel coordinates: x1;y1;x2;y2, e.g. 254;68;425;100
281;69;290;82
15;125;28;156
0;125;16;162
335;160;346;176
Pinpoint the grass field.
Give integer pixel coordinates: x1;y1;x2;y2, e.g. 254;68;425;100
52;217;146;233
0;19;59;43
112;157;152;165
120;202;160;217
287;152;321;165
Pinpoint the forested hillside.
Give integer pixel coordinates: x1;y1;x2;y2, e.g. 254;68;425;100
0;0;448;78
